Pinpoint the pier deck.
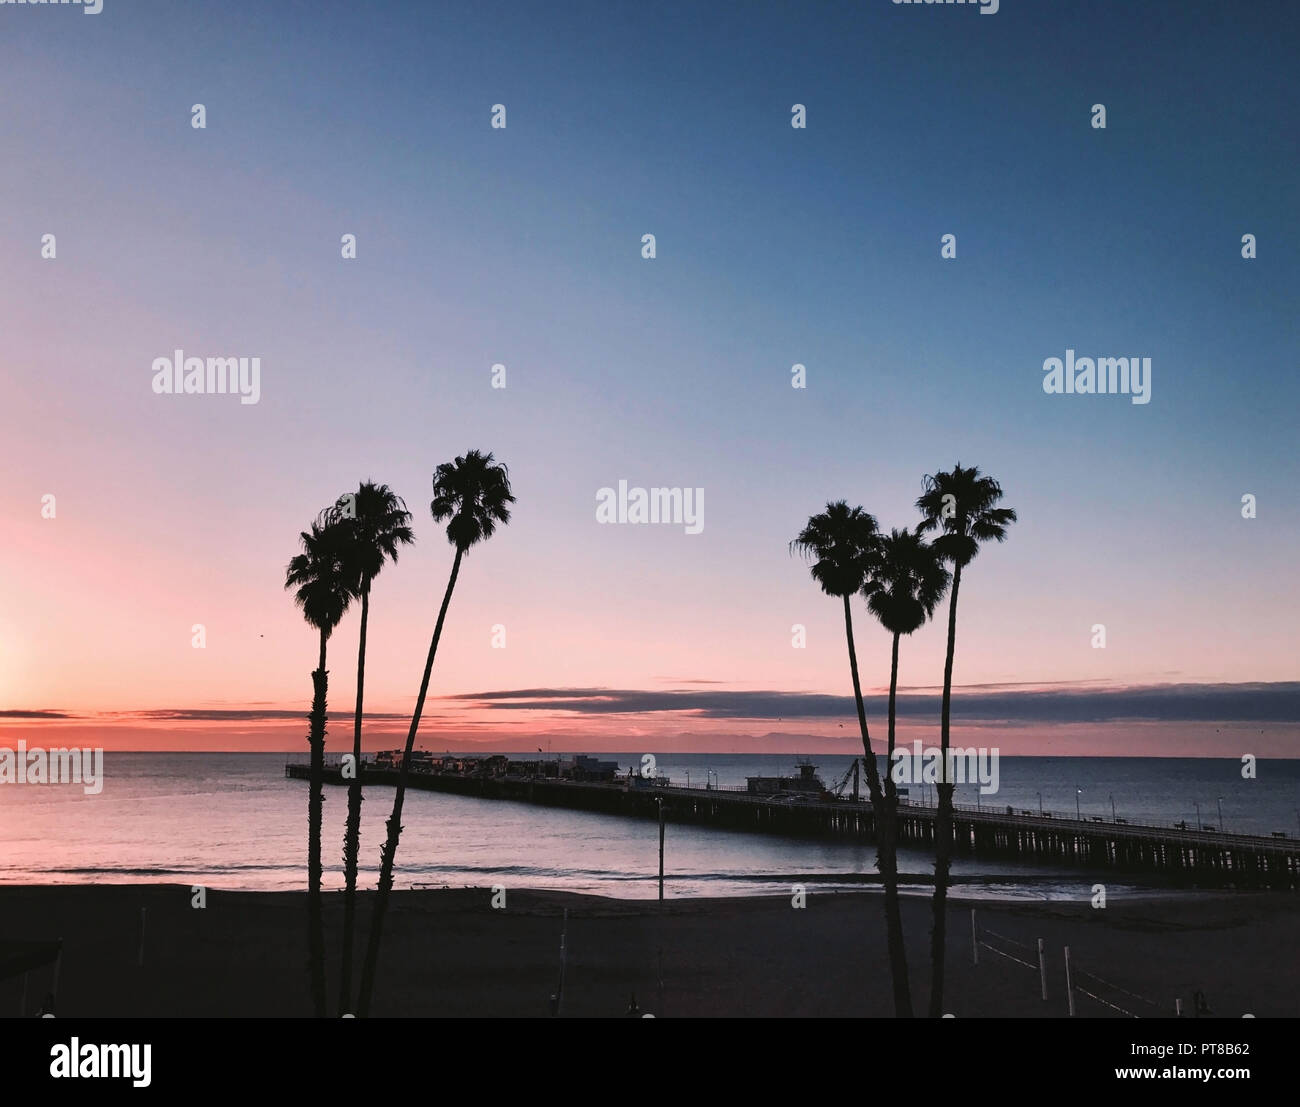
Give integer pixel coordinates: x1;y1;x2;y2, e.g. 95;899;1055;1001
284;762;1300;889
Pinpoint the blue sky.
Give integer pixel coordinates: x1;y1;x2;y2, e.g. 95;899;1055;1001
1;0;1296;751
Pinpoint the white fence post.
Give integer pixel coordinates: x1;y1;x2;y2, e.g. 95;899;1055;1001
1064;946;1076;1016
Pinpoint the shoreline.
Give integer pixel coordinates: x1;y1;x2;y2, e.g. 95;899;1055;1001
1;883;1295;1017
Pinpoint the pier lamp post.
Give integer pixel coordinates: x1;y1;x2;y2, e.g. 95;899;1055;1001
1193;801;1202;831
1109;794;1116;823
685;770;690;789
1216;796;1225;833
1075;788;1082;821
1037;791;1043;816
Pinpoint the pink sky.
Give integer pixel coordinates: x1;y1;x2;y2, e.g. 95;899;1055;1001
2;8;1297;757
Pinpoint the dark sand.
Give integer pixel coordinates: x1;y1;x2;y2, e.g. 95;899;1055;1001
1;885;1296;1017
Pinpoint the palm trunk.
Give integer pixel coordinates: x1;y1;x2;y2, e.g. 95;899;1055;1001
887;633;901;774
928;562;962;1018
843;595;910;1016
880;630;912;1016
306;630;329;1017
843;595;884;801
357;546;463;1017
338;582;370;1015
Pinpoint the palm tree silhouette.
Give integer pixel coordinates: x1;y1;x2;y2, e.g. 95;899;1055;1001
916;463;1016;1017
868;528;951;774
356;450;514;1016
792;501;912;1016
284;517;357;1018
330;481;414;1016
865;527;950;1017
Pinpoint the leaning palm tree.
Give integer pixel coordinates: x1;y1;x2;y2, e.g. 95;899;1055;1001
356;450;514;1016
865;527;951;1018
916;464;1016;1017
284;517;357;1018
792;501;914;1016
330;481;414;1016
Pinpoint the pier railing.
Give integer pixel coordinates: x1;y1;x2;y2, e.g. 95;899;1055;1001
282;758;1299;883
282;755;1292;848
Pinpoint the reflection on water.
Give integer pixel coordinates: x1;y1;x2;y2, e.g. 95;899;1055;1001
1;753;1292;900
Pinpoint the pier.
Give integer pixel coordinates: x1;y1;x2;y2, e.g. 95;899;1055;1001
284;761;1300;890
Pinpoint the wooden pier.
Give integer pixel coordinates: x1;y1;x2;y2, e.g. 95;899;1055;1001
284;762;1300;890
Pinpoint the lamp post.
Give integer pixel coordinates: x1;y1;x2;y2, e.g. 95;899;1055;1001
1075;788;1082;822
1109;794;1116;823
1216;796;1225;833
1037;791;1043;816
656;798;665;902
1193;801;1202;831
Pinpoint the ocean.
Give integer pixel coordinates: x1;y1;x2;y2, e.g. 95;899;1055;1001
2;753;1296;900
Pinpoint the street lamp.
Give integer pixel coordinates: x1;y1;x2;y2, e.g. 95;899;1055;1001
685;770;690;789
1075;788;1082;821
1216;796;1225;833
1193;801;1202;831
1109;794;1116;823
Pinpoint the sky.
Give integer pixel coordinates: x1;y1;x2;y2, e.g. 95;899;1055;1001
1;0;1297;754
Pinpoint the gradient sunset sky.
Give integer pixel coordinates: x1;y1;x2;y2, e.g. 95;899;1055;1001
2;1;1297;755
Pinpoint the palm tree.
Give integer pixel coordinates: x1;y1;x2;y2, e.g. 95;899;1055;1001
916;464;1016;1017
792;501;915;1015
284;517;357;1017
330;482;414;1016
865;527;951;1017
867;529;952;776
356;450;514;1016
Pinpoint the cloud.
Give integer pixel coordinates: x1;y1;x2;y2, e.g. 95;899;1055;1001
0;709;74;719
118;709;411;722
2;708;414;724
450;682;1300;724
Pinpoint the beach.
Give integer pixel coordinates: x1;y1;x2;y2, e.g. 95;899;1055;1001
2;885;1295;1018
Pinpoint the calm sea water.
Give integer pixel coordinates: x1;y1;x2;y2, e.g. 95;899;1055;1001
1;753;1296;900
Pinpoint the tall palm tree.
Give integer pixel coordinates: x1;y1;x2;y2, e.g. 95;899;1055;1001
356;451;514;1016
916;464;1016;1017
791;501;915;1015
865;527;951;1018
330;481;414;1016
284;517;357;1018
867;529;952;776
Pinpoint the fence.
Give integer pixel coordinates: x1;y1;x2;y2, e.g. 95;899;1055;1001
969;909;1195;1018
1065;946;1170;1018
970;908;1048;1002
